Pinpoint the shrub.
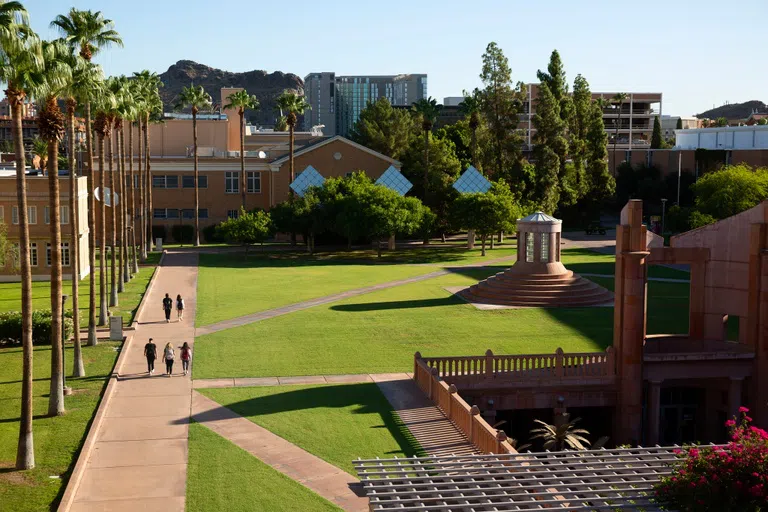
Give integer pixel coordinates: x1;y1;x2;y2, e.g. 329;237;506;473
171;224;194;244
689;210;717;229
151;225;167;243
202;224;225;243
0;310;74;346
655;408;768;511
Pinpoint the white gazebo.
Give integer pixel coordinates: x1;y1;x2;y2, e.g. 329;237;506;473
511;211;567;276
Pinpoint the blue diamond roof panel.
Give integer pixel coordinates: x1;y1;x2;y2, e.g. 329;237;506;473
376;166;413;196
289;165;326;197
453;166;491;193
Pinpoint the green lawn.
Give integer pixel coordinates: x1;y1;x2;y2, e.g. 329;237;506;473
0;252;160;326
0;342;120;511
201;383;424;475
187;422;340;512
561;248;690;280
195;246;517;326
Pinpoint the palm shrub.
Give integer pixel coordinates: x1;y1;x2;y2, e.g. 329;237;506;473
529;416;591;451
655;408;768;511
0;310;73;346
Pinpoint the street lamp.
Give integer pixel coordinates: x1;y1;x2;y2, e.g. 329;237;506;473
62;294;72;395
661;198;668;237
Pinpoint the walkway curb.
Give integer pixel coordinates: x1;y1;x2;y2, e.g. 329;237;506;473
58;252;166;512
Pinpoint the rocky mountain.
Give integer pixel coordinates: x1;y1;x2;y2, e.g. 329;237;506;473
697;100;767;120
158;60;304;127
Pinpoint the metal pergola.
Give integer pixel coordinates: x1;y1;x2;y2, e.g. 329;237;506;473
354;446;705;511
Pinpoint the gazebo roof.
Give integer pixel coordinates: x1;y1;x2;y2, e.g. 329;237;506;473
519;211;561;224
354;445;716;511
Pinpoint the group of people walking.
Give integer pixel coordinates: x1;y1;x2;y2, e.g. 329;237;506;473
141;292;191;377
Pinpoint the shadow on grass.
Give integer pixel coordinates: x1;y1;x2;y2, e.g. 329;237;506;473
331;296;461;312
191;383;425;460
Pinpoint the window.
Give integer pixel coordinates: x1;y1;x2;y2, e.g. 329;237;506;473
61;205;69;224
247;171;261;193
28;206;36;224
11;243;18;267
30;242;37;266
153;209;167;219
227;209;239;219
153;176;166;188
198;175;208;188
541;234;549;262
133;175;140;188
525;232;534;263
182;176;195;188
44;206;50;224
199;208;208;219
165;175;179;189
166;209;179;219
225;172;239;193
182;209;195;219
11;206;18;225
61;242;70;267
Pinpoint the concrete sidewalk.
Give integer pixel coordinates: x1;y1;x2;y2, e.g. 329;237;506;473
63;252;198;512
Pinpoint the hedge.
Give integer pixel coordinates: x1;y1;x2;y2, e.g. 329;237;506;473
0;310;74;346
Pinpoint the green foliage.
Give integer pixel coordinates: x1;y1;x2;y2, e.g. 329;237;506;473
348;97;417;160
714;116;729;127
692;164;768;219
532;82;568;210
676;117;683;129
411;97;441;130
0;310;73;346
174;84;212;114
537;49;573;124
361;186;426;255
758;118;768;126
275;89;310;129
202;224;225;243
274;115;288;131
584;100;615;202
216;208;272;247
450;181;519;253
651;116;663;149
223;89;259;116
616;162;666;209
435;119;472;170
530;416;591;451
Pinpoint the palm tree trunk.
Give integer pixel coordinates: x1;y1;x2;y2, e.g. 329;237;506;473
193;112;200;246
422;129;430;245
129;125;138;274
240;110;246;210
44;101;64;416
289;122;296;246
67;99;84;377
85;103;97;345
10;87;35;469
98;132;107;326
145;116;153;252
108;132;117;307
117;125;127;288
137;121;146;262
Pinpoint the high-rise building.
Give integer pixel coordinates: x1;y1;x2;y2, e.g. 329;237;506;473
303;73;427;137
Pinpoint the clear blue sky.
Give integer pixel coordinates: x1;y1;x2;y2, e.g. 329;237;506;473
25;0;767;116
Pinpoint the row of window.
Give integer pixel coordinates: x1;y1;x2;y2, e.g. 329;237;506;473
7;206;70;225
148;172;262;194
9;242;71;267
152;209;243;221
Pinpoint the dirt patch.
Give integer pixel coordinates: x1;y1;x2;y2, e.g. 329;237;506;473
0;463;35;486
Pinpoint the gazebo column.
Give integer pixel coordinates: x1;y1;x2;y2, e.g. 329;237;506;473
556;232;561;261
516;231;523;262
548;233;556;263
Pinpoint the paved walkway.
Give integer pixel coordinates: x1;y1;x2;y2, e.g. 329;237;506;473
196;254;517;336
66;252;198;512
191;391;368;511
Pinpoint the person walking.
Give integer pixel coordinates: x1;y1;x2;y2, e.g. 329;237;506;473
162;293;173;323
179;341;192;376
144;337;157;374
163;342;175;377
176;294;185;321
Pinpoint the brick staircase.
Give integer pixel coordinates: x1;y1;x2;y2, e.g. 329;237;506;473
460;270;613;307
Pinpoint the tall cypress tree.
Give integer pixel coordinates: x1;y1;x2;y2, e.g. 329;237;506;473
651;116;663;149
532;83;566;212
585;99;615;203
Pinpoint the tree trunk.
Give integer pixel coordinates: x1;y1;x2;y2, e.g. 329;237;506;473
240;110;246;210
422;129;430;245
145;116;153;252
98;132;107;326
108;131;117;307
118;125;128;285
129;125;138;274
85;103;97;346
377;237;382;258
497;231;503;243
289;121;296;246
45;108;64;416
138;122;146;262
481;235;487;256
67;100;84;377
10;87;35;469
193;112;200;246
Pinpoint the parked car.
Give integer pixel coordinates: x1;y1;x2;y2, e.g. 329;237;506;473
585;222;606;235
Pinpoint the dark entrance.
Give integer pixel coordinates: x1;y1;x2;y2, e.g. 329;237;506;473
660;387;705;445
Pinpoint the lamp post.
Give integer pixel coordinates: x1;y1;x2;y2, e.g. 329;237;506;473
661;198;668;237
62;294;72;395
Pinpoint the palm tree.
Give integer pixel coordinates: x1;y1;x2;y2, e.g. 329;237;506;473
115;77;134;285
60;55;101;377
34;39;72;417
459;89;481;164
125;80;140;274
411;96;441;244
133;71;161;253
93;90;115;325
52;7;122;344
175;84;212;246
0;0;41;471
529;416;591;451
274;115;288;132
224;89;259;209
30;136;47;169
275;90;310;189
104;77;122;307
611;92;628;176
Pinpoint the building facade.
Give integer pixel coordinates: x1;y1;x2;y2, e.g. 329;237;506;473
303;73;427;137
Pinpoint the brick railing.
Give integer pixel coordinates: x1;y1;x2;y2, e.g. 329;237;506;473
418;347;615;386
413;357;517;455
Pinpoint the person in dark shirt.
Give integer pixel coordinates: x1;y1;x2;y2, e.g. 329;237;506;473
162;293;173;323
143;338;157;374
